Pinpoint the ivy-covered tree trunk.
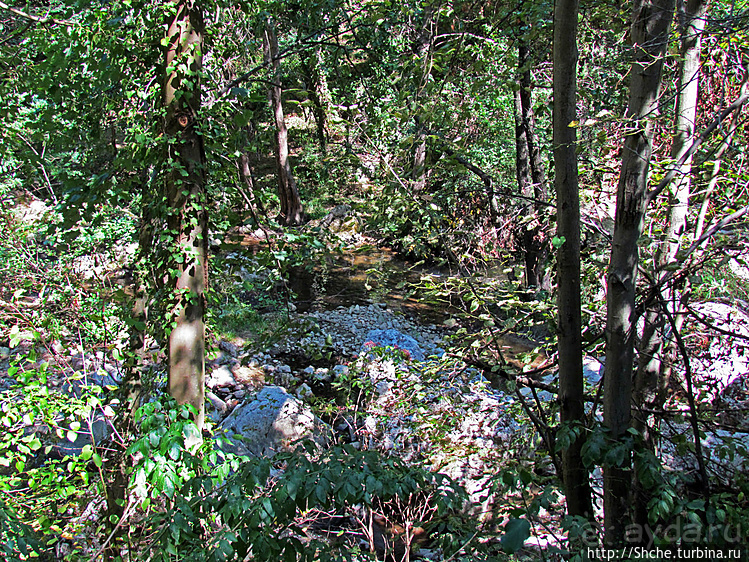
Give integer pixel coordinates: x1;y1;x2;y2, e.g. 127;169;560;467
603;0;675;545
163;0;207;436
263;19;304;226
553;0;592;521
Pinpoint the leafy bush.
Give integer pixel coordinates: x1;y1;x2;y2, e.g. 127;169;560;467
0;351;110;557
129;402;473;561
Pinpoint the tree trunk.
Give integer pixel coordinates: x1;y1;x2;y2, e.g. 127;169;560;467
163;0;207;439
411;5;433;193
516;40;549;289
238;152;266;219
263;19;304;226
632;0;707;528
519;43;547;204
412;116;427;191
603;0;675;545
553;0;592;521
666;0;706;262
301;48;332;153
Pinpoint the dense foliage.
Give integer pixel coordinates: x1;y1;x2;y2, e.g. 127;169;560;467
1;0;748;560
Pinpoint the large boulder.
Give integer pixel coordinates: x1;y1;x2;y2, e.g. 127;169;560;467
218;386;330;457
363;329;426;361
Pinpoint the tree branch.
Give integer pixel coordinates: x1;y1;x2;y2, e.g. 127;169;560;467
0;1;75;25
647;81;749;204
441;146;556;209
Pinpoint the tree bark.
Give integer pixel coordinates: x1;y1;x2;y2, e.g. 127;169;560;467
263;19;304;226
516;40;549;289
603;0;675;545
411;5;434;193
300;48;332;153
163;0;207;438
238;152;266;219
632;0;707;528
553;0;593;521
519;43;547;204
665;0;706;261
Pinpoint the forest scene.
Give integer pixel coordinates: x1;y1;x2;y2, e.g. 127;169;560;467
1;0;749;560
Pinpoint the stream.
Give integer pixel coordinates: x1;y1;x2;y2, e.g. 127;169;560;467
287;245;451;321
223;237;546;368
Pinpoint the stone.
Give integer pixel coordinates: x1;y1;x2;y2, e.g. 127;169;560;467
362;329;425;361
208;365;236;388
219;341;239;357
207;391;228;420
296;383;313;399
375;380;392;395
583;356;603;385
218;386;330;457
313;367;331;382
232;364;264;387
332;365;350;378
52;415;111;458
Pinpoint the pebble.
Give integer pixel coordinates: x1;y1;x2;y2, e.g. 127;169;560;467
273;303;446;359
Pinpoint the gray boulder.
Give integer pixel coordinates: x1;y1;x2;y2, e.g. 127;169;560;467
363;329;425;361
218;386;330;457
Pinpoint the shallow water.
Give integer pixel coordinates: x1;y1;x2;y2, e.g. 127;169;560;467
287;246;451;322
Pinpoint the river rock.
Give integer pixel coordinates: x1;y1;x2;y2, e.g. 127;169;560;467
332;365;349;378
362;329;426;361
219;386;330;457
218;340;240;357
208;365;236;389
52;415;111;458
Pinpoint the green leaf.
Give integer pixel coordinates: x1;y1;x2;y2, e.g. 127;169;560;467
501;518;531;553
168;441;181;461
80;444;93;461
27;436;42;451
552;236;566;249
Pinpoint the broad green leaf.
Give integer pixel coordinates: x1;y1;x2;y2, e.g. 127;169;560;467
501;518;531;553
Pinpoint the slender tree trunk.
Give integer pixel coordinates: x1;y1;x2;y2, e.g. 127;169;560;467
163;0;207;438
515;88;531;201
632;0;708;430
238;152;266;219
553;0;592;521
411;5;433;193
519;43;547;204
263;19;304;226
666;0;706;261
516;40;549;289
603;0;675;545
412;116;427;191
632;0;707;528
301;48;332;152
